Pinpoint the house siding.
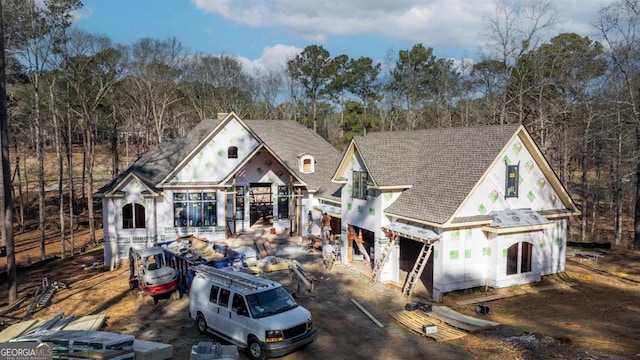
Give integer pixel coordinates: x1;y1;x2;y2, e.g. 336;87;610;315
339;152;387;266
168;118;260;184
458;134;567;217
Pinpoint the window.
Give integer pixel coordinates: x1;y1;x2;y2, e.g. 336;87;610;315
235;186;245;220
506;242;533;275
298;153;315;173
352;171;368;199
218;288;231;308
228;146;238;159
505;164;519;198
173;191;217;227
278;186;289;219
232;293;248;315
209;285;220;304
122;203;145;229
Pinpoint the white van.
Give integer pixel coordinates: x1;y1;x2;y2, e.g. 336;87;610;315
189;265;316;360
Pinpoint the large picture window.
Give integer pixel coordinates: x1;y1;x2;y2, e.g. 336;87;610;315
505;164;519;198
352;171;368;199
506;242;533;275
174;191;217;227
122;203;145;229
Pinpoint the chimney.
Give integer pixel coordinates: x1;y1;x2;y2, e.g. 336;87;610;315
217;113;228;120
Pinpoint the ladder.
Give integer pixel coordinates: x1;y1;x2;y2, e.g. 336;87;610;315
193;264;269;290
402;243;433;298
370;237;395;285
354;240;371;262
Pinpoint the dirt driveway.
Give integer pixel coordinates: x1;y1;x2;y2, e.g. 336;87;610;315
1;232;640;360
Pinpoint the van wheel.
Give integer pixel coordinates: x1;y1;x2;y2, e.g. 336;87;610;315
248;337;266;360
196;313;208;335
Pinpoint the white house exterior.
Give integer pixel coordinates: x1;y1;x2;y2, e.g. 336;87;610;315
331;124;580;301
97;113;342;267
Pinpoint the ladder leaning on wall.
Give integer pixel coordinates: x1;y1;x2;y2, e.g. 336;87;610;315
402;243;434;298
370;237;395;285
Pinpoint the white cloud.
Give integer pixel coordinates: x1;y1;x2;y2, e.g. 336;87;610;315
236;44;302;74
191;0;615;51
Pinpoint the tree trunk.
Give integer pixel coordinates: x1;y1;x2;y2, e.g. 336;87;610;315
85;124;96;245
0;1;17;301
35;76;46;260
50;81;66;259
634;119;640;249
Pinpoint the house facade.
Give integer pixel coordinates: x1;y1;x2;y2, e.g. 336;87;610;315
331;124;580;301
97;113;342;268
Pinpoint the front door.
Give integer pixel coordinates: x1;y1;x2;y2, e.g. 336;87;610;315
249;183;273;226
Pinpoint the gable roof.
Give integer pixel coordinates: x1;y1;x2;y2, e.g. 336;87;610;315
339;124;531;225
97;114;342;200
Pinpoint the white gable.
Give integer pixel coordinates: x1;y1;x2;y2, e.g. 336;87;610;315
169;118;260;184
457;134;565;217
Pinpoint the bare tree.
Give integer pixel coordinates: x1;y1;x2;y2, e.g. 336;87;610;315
0;0;17;302
482;0;555;125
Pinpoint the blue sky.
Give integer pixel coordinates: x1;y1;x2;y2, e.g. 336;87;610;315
74;0;614;74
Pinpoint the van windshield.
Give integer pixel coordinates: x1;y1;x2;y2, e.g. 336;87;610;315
245;287;297;319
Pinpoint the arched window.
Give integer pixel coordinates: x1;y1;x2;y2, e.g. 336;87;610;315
122;203;146;229
506;241;533;275
228;146;238;159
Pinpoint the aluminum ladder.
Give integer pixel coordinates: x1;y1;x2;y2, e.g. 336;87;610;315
369;237;395;285
193;264;269;290
402;243;433;298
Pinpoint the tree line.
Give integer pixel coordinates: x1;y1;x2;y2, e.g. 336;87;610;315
2;0;640;302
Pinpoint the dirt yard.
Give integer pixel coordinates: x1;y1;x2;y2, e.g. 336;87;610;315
1;227;639;360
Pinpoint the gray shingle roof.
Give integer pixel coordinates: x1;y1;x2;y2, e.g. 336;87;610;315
354;124;521;224
97;117;342;201
244;120;342;200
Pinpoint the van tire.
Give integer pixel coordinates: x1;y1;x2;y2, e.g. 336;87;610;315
248;337;266;360
196;313;208;335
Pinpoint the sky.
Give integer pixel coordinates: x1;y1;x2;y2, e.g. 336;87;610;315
73;0;615;74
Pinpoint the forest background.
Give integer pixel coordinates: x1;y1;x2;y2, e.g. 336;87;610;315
1;0;640;300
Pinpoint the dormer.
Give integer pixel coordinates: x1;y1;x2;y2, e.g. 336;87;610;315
298;153;315;174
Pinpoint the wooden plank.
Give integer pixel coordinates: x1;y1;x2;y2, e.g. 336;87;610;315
432;306;500;329
0;320;38;342
63;315;107;331
351;299;384;328
388;311;466;342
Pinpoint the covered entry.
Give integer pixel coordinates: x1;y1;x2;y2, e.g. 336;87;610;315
381;222;440;298
249;183;273;226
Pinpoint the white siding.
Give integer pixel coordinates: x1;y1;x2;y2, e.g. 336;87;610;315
458;134;566;217
169;118;260;184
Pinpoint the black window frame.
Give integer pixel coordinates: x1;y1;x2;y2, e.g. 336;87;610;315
505;163;519;198
122;203;146;229
352;170;368;200
277;185;289;219
506;241;533;275
235;186;245;220
173;191;217;227
228;146;238;159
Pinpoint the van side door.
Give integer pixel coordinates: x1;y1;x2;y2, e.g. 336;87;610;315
228;292;251;344
216;288;233;337
205;284;221;331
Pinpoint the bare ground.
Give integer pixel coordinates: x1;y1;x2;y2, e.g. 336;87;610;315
1;227;640;360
